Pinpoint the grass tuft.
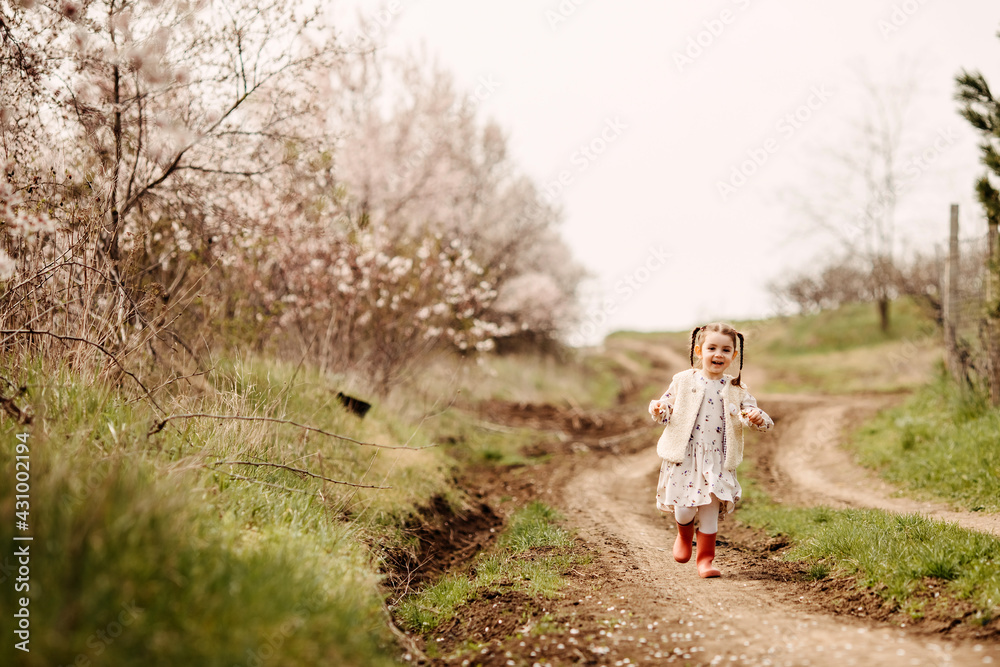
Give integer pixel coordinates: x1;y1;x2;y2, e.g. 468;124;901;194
395;501;579;633
739;498;1000;622
849;372;1000;512
498;501;575;553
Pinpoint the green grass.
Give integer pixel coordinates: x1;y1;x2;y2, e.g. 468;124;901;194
739;500;1000;624
2;455;396;666
394;501;579;633
742;298;934;356
737;445;1000;626
736;298;940;394
418;407;552;468
0;342;612;664
394;347;623;411
395;575;476;634
611;297;934;354
0;357;456;666
848;373;1000;512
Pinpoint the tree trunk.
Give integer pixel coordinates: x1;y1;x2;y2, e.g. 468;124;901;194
107;56;123;264
987;220;1000;406
878;298;890;334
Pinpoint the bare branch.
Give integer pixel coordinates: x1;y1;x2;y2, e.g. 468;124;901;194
175;165;275;177
212;460;391;489
124;68;143;208
120;46;333;219
147;412;438;451
126;367;214;404
1;260;141;316
0;329;161;412
206;467;318;496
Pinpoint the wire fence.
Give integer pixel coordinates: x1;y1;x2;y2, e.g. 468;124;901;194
942;210;1000;401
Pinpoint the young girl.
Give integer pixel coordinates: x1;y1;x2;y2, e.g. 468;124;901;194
648;323;773;578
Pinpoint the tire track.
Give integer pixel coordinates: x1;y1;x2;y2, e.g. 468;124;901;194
765;393;1000;536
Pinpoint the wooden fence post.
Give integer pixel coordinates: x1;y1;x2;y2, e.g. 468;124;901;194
987;212;1000;405
943;204;961;383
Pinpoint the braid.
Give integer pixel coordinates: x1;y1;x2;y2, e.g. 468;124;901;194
689;326;701;368
731;332;745;386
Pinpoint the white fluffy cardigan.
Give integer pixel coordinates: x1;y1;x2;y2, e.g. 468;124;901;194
653;369;772;471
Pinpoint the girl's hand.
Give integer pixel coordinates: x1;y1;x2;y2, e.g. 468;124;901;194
649;399;670;423
744;408;764;426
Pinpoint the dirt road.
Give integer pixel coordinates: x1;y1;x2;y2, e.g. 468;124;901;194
553;339;999;665
763;393;1000;536
561;401;998;666
403;339;999;665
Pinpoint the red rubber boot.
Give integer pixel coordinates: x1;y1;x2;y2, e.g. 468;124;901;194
696;531;721;578
673;520;695;563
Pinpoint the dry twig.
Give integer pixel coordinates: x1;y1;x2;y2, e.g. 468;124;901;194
382;603;429;663
148;413;438;450
212;460;391;490
0;328;163;413
0;393;31;424
206;468;317;496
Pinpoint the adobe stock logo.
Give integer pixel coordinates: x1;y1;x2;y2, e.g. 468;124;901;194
878;0;930;39
545;0;591;31
541;116;628;203
673;0;754;73
716;84;834;201
567;246;671;347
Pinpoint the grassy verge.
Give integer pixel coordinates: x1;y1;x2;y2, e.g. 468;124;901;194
737;458;1000;627
0;345;608;665
423;407;554;468
1;360;412;666
400;348;623;410
847;373;1000;512
394;501;582;634
742;298;934;356
737;298;941;394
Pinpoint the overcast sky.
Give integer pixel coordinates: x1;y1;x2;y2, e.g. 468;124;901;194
341;0;1000;341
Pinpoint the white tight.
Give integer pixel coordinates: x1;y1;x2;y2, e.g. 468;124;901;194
673;497;720;534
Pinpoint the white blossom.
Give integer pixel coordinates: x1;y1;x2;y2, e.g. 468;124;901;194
0;251;16;281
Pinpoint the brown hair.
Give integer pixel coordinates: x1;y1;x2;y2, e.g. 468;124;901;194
689;322;744;386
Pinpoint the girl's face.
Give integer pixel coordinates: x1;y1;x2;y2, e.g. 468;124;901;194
695;331;737;380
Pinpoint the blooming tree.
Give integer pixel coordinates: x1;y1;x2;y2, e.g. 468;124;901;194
327;52;585;344
1;2;585;389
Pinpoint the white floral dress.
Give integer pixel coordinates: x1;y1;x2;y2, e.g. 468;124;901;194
655;373;742;517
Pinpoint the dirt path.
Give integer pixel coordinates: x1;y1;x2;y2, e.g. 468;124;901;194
550;338;1000;665
762;393;1000;536
562;447;997;666
404;340;1000;665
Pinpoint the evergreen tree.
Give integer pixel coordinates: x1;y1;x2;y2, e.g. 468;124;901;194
955;59;1000;404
